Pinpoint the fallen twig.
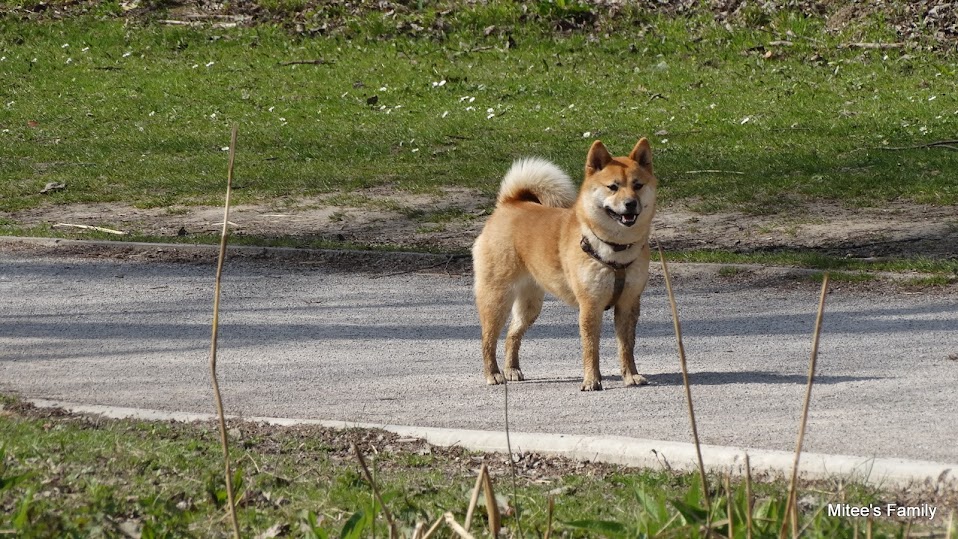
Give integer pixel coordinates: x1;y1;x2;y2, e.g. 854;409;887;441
682;170;745;175
209;125;241;539
278;59;333;66
879;139;958;151
840;42;904;49
53;223;126;235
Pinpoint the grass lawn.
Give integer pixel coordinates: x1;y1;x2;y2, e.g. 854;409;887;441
1;0;957;218
1;396;949;538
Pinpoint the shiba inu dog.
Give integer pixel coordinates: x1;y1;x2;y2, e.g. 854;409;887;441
472;139;657;391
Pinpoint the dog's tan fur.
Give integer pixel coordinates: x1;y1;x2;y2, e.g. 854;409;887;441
472;139;658;391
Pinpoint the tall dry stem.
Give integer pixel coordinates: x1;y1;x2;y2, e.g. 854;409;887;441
352;443;399;538
745;453;753;539
209;125;241;539
502;380;521;538
656;243;711;509
781;273;830;539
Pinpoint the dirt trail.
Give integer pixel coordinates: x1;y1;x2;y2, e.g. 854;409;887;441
6;194;957;260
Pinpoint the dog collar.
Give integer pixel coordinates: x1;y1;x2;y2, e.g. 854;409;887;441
580;236;634;271
580;236;635;311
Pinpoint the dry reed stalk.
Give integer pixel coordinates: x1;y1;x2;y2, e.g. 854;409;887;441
481;464;502;535
444;512;477;539
544;496;555;539
949;511;955;539
866;516;873;539
463;464;500;535
780;273;830;539
745;453;754;539
464;464;486;531
725;473;734;539
420;514;445;539
656;243;711;509
352;443;399;539
209;125;241;539
503;380;522;538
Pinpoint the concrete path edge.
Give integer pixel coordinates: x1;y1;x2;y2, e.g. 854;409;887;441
24;399;957;490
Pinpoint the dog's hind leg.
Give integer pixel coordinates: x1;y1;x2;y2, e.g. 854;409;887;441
503;280;544;381
476;284;514;385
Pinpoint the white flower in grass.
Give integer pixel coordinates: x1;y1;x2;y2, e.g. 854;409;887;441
740;116;751;124
441;111;449;118
62;43;69;48
205;61;215;68
82;47;89;52
66;58;72;64
431;80;446;88
582;131;591;138
465;106;474;112
122;51;132;58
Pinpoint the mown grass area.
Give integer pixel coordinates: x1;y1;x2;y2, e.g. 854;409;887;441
1;0;957;218
1;396;948;538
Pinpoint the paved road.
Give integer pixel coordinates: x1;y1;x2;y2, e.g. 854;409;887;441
2;245;956;464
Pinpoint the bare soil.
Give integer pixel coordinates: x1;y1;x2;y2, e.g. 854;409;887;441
7;194;958;260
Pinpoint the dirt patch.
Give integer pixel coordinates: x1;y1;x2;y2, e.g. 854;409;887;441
6;194;957;260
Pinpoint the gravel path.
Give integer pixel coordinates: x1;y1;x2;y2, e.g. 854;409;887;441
2;243;956;464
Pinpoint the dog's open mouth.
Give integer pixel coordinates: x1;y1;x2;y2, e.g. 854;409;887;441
606;208;639;227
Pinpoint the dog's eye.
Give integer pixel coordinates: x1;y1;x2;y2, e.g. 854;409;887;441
633;182;644;190
608;184;619;192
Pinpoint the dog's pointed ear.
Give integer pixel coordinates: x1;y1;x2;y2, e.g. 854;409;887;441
629;138;653;170
586;140;614;175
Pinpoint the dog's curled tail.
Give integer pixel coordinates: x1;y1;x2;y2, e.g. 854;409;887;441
497;158;576;208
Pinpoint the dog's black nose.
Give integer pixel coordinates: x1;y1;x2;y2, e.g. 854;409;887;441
624;199;638;213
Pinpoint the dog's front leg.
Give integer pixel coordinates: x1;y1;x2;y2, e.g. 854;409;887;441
615;298;648;387
578;303;604;391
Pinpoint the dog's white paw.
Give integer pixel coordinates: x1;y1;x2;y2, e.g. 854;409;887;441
580;378;603;391
505;368;524;382
486;372;506;385
623;373;648;387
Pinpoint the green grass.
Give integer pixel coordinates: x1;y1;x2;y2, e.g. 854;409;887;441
0;396;948;538
1;2;957;217
665;249;958;281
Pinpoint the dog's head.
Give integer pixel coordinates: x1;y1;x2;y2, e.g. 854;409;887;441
580;139;658;234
